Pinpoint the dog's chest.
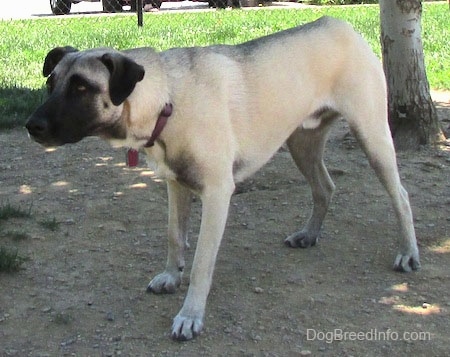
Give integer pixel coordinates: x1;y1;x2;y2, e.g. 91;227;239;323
144;146;203;191
145;154;177;182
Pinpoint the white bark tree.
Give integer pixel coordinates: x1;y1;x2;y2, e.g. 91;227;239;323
379;0;445;150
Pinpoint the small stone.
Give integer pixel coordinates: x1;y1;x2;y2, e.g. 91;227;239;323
60;336;76;347
253;334;262;341
254;287;264;294
106;312;115;321
300;350;312;356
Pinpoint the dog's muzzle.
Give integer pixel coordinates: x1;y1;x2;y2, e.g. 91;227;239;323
25;114;70;147
26;116;48;138
26;116;52;145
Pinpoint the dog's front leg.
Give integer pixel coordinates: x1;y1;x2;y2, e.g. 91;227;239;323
147;180;192;294
171;182;234;341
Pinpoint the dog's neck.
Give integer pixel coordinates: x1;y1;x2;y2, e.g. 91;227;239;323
144;103;173;148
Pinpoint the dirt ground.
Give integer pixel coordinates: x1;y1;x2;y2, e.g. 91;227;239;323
0;92;449;356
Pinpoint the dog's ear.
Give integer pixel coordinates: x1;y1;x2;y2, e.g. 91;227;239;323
43;46;78;77
100;53;145;106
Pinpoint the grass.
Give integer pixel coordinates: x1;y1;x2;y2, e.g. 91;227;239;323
0;202;58;272
0;2;448;128
39;217;60;232
3;231;30;241
0;202;30;272
53;312;74;325
0;247;27;272
0;201;32;221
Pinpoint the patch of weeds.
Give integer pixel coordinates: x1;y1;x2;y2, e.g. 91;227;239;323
53;312;74;325
0;246;27;272
39;217;60;232
0;203;32;272
3;230;30;241
0;201;32;221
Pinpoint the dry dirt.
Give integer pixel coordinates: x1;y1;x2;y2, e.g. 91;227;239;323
0;93;449;356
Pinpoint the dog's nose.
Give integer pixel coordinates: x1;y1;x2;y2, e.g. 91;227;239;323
26;117;49;137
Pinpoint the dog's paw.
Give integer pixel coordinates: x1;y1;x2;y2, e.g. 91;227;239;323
147;271;181;294
393;252;421;272
284;230;318;248
171;313;204;341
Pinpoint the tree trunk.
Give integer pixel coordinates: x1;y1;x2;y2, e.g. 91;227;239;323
379;0;444;150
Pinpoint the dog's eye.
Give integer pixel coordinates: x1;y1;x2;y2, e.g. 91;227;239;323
71;75;88;93
76;84;87;92
70;75;98;95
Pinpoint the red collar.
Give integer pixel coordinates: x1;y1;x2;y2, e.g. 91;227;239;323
144;103;173;148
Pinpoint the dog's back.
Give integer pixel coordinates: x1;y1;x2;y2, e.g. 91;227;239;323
150;17;385;182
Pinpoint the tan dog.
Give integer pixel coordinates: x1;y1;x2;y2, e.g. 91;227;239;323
26;16;420;341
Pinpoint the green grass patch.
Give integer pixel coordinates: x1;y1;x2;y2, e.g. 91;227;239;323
0;202;31;272
53;312;74;325
2;230;30;241
39;217;60;232
0;3;448;128
0;202;59;272
0;87;45;130
0;201;32;221
0;246;27;272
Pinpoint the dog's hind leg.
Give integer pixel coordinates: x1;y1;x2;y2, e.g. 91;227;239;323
285;117;336;248
348;114;420;272
147;180;192;294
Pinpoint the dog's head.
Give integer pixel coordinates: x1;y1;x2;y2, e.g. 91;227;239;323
26;46;145;147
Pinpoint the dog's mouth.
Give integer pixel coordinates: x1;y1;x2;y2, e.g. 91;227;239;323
26;129;60;148
28;135;49;147
26;117;59;147
26;122;84;148
27;132;79;148
26;114;107;147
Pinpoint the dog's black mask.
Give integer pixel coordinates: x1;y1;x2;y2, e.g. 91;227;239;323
26;46;145;147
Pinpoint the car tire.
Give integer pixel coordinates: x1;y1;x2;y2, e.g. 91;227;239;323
102;0;123;12
151;0;162;8
209;0;225;8
50;0;72;15
129;0;137;12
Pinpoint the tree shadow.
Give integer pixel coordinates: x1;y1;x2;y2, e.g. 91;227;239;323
0;86;45;129
433;93;450;138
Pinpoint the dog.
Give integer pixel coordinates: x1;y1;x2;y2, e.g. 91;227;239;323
26;16;420;341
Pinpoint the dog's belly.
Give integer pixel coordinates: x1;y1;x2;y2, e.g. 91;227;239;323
232;144;285;184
